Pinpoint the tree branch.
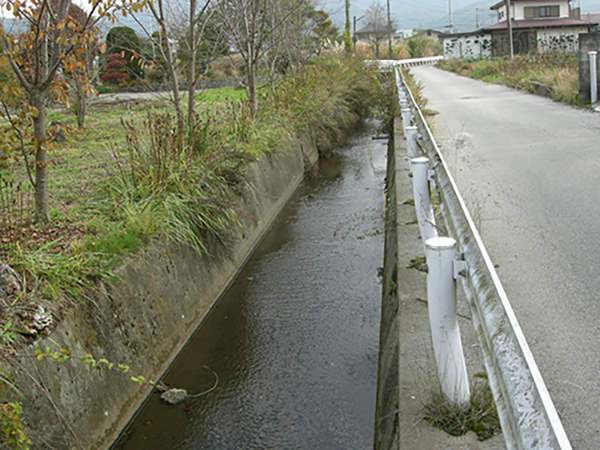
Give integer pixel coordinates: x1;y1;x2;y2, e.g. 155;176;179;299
1;102;36;189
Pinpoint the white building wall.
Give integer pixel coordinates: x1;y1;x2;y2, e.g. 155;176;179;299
514;1;570;19
496;5;509;21
497;1;570;21
536;26;587;52
443;34;493;59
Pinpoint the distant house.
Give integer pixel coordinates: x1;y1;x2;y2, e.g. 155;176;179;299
440;30;493;59
579;11;600;30
395;29;415;40
421;29;443;41
441;0;596;58
355;23;396;45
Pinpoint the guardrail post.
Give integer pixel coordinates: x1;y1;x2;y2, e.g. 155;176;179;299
398;91;409;109
425;236;470;407
411;157;437;243
401;108;412;130
405;126;419;157
589;51;598;104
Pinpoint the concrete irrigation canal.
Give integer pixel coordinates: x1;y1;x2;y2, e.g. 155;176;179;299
114;121;387;449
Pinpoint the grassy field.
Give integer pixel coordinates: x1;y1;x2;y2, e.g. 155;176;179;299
437;54;581;105
0;56;379;309
2;95;190;300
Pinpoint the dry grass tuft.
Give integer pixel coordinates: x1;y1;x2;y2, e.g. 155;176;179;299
424;372;501;441
438;54;581;105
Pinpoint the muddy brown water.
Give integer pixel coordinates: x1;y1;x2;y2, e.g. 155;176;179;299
114;120;387;449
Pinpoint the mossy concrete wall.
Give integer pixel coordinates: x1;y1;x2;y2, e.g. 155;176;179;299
374;120;401;450
14;137;319;449
579;33;600;103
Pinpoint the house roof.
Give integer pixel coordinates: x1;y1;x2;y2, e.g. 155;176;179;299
356;23;395;35
439;29;489;39
580;12;600;24
484;17;595;30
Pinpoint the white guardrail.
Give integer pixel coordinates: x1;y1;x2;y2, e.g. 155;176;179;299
365;56;442;72
396;56;443;67
391;62;572;450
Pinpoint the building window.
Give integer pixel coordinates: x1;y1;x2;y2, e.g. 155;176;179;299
524;5;560;19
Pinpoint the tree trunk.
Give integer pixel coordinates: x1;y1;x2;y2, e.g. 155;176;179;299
167;57;184;132
247;59;257;114
76;98;86;129
163;40;184;147
153;3;185;139
75;78;87;129
187;0;197;131
32;92;49;223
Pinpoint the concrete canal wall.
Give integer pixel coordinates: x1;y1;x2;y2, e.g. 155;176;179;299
15;137;320;449
375;120;402;450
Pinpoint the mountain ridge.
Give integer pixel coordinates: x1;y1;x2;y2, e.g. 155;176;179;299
330;0;600;34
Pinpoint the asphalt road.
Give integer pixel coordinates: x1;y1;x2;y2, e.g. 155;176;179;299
411;66;600;449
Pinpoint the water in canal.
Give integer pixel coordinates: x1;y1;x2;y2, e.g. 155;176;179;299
115;120;387;449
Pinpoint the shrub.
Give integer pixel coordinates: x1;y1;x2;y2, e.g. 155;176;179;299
104;26;144;82
100;53;131;85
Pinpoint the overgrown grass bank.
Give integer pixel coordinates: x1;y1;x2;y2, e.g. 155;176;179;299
1;55;379;315
437;54;580;105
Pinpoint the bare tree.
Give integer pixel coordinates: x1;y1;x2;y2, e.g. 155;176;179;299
264;0;309;82
176;3;229;129
364;1;394;59
130;0;226;133
137;0;186;131
0;0;142;222
216;0;309;113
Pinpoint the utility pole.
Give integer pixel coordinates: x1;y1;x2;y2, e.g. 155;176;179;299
448;0;453;33
387;0;392;59
354;15;357;51
476;7;481;28
344;0;352;53
505;0;514;59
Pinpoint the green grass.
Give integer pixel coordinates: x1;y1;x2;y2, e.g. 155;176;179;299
196;86;247;102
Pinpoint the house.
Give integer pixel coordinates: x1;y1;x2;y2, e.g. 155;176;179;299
421;29;443;41
441;0;596;58
394;28;442;41
355;23;398;58
487;0;595;55
395;29;415;40
580;11;600;30
355;23;396;45
440;30;493;59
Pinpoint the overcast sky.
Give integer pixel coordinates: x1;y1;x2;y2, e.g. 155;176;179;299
328;0;600;33
3;0;600;36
